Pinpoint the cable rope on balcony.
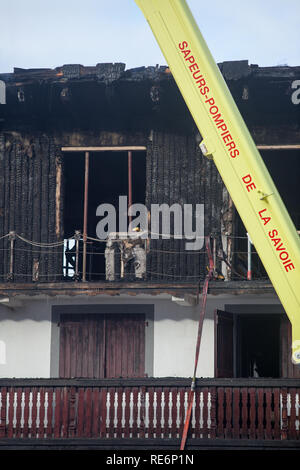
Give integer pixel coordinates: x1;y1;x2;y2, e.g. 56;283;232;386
16;234;65;247
0;230;266;282
0;231;252;246
86;232;249;242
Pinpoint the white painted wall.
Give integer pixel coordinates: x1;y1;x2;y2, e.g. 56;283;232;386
0;293;281;378
153;301;214;377
0;301;52;377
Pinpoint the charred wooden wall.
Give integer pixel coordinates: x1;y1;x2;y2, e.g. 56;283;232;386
146;131;224;281
0;129;227;283
0;132;63;282
0;62;298;283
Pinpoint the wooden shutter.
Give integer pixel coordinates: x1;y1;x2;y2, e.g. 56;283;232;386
280;316;300;378
214;309;234;378
59;314;106;378
105;314;145;378
59;313;145;378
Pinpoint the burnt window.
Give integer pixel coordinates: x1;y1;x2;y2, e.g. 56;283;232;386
62;149;146;280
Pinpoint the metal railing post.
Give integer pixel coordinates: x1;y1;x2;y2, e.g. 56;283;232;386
74;230;81;281
7;231;16;282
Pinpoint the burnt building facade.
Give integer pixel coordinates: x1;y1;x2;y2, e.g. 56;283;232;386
0;60;299;447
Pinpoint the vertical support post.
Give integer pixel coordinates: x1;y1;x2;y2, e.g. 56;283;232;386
65;240;69;278
212;235;217;274
7;231;16;281
128;151;132;227
120;242;124;279
82;151;89;282
247;232;252;281
74;230;81;281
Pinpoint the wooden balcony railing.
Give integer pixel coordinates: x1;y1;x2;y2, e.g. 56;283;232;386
0;378;299;442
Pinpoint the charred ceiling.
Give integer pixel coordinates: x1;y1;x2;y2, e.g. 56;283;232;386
0;61;299;141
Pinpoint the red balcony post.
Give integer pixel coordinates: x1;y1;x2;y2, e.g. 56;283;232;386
68;387;77;438
209;387;217;439
0;387;7;438
281;388;288;440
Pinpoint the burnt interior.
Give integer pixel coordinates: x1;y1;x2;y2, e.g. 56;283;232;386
63;151;146;280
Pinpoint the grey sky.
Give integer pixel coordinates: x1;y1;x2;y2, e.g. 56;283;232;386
0;0;299;73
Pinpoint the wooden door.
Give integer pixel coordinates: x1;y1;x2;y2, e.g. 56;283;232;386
59;313;145;378
214;309;234;378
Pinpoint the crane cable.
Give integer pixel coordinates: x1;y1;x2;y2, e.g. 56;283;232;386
180;236;214;450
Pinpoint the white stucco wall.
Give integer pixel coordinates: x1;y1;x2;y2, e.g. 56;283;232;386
0;301;52;377
0;293;281;378
153;301;214;377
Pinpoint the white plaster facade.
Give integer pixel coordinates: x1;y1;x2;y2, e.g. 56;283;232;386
0;293;282;378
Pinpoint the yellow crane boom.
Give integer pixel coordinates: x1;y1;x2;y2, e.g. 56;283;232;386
135;0;300;364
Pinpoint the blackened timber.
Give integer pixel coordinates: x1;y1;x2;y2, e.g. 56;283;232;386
145;131;224;282
173;134;181;280
9;143;16;235
33;138;42;278
179;135;186;281
55;152;63;238
8;143;16;280
0;280;275;298
169;134;176;280
54;146;64;281
0;128;227;283
19;143;28;280
156;132;164;281
15;143;23;279
41;138;50;280
0;134;64;282
186;135;195;279
48;141;58;282
3;140;10;277
187;134;196;279
0;134;4;278
150;132;159;280
162;132;170;280
145;135;152;280
27;142;34;280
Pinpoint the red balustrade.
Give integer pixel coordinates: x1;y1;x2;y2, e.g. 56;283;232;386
0;378;299;441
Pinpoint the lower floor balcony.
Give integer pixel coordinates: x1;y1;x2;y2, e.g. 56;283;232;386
0;378;299;449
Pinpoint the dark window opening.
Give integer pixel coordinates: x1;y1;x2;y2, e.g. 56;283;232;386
237;314;281;378
63;150;146;280
215;310;281;378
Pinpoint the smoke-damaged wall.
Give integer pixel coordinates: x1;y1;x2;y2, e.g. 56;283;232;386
0;132;63;282
0;129;226;283
146;131;224;281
